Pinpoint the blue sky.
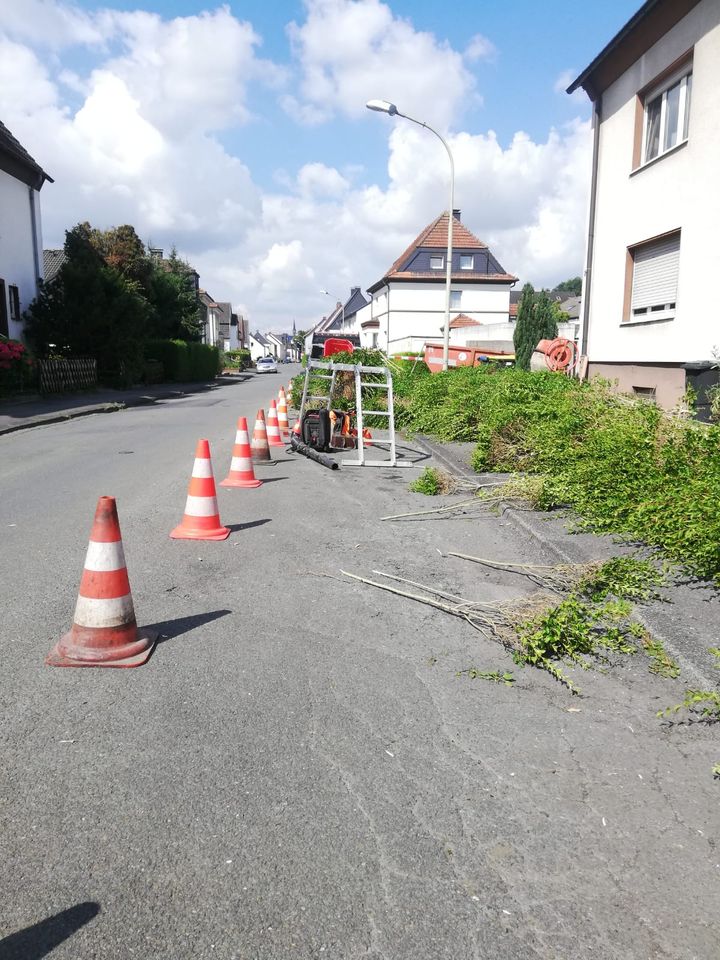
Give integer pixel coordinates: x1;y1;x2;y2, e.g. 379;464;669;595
1;0;640;330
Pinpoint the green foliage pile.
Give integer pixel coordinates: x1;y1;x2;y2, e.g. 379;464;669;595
24;223;203;387
409;467;443;495
513;557;666;692
144;339;220;382
396;364;720;583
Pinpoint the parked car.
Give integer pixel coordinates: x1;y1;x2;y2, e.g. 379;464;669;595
256;356;278;374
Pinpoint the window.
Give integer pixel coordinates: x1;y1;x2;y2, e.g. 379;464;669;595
460;255;474;270
642;68;691;164
371;332;378;348
8;285;20;322
450;290;461;309
626;231;680;323
430;256;444;270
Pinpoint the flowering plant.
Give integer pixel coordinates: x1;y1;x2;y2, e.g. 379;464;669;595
0;337;36;395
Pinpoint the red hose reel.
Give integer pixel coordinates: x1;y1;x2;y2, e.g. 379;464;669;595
536;338;578;372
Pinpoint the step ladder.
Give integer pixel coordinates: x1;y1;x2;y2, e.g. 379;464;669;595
298;359;412;467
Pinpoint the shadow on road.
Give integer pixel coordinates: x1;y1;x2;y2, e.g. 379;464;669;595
152;609;232;646
226;518;272;532
253;477;288;484
0;901;100;959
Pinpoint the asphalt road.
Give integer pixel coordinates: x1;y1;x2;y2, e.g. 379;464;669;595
1;368;718;960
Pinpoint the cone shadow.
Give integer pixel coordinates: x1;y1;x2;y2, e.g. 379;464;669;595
0;902;100;959
225;518;271;532
150;609;232;645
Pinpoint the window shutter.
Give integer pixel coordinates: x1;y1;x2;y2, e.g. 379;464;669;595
631;233;680;310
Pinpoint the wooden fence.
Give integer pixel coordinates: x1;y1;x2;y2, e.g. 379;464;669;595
39;358;97;394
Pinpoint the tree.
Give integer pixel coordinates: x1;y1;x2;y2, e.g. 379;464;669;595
24;223;150;385
513;283;537;370
147;267;202;340
513;285;559;371
555;276;582;296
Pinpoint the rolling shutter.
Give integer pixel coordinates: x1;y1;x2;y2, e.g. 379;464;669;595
631;233;680;311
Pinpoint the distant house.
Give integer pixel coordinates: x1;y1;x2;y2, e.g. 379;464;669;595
568;0;720;411
198;291;238;351
249;330;272;362
304;286;369;355
366;210;517;354
43;249;67;284
0;121;52;340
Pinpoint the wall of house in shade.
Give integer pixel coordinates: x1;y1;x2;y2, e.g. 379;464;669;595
0;168;43;341
370;281;513;353
586;0;720;370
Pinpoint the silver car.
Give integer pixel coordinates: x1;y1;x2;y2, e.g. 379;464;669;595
256;356;278;374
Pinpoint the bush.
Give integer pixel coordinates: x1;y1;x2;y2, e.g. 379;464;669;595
144;339;220;382
0;338;36;396
223;348;251;370
399;365;720;583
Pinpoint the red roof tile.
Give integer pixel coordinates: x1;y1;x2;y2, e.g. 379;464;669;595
449;314;482;329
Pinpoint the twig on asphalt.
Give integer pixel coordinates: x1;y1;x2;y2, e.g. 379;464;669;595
447;552;602;593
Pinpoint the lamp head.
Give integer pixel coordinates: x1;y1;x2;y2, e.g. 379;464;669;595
366;99;398;116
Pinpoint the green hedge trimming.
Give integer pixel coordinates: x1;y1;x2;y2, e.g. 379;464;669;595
394;365;720;584
144;339;221;382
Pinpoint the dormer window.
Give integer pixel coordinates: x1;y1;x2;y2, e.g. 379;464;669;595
430;256;444;270
460;255;474;270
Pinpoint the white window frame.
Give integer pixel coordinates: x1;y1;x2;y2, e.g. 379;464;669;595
450;290;462;310
627;231;680;324
460;255;474;270
430;256;444;270
641;66;692;165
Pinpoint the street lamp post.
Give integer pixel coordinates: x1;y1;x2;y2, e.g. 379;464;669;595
321;289;345;331
366;99;455;371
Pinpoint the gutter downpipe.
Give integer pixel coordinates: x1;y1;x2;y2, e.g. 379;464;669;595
28;185;42;291
580;92;601;360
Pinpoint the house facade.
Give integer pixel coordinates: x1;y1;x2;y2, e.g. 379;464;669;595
304;287;368;356
0;122;52;341
366;210;517;355
249;330;272;361
568;0;720;410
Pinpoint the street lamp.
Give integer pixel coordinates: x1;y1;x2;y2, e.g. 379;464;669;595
320;289;345;331
366;99;455;371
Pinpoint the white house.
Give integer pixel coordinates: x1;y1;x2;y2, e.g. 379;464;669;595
568;0;720;411
249;331;272;362
0;121;52;341
366;210;517;355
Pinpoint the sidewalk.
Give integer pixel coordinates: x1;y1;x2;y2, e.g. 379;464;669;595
0;373;252;436
413;433;720;688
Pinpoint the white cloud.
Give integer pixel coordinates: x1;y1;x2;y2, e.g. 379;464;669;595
465;34;497;63
286;0;476;129
0;0;107;49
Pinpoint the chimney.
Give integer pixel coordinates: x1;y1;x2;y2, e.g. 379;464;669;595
452;209;461;221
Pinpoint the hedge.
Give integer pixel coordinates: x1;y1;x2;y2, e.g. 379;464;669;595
144;339;221;382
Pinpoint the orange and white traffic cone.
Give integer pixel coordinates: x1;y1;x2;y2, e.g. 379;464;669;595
286;384;294;408
46;496;157;668
251;409;271;462
221;417;262;488
266;399;285;447
171;439;230;540
277;395;290;441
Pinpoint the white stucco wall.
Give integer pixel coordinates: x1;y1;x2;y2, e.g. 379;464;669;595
0;170;43;340
371;281;512;354
586;0;720;363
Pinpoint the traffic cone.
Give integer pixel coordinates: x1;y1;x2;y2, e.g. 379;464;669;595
46;496;157;668
251;409;271;462
266;399;285;447
286;384;294;408
277;395;290;441
221;417;262;488
171;439;230;540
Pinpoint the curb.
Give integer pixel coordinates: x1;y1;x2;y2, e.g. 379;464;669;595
412;432;716;689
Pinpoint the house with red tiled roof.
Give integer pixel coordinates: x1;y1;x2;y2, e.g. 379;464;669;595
0;121;52;341
366;209;517;354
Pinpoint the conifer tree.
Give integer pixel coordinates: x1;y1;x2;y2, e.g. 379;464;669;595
513;283;536;370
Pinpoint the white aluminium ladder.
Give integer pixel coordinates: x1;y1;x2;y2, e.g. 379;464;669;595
298;359;412;468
